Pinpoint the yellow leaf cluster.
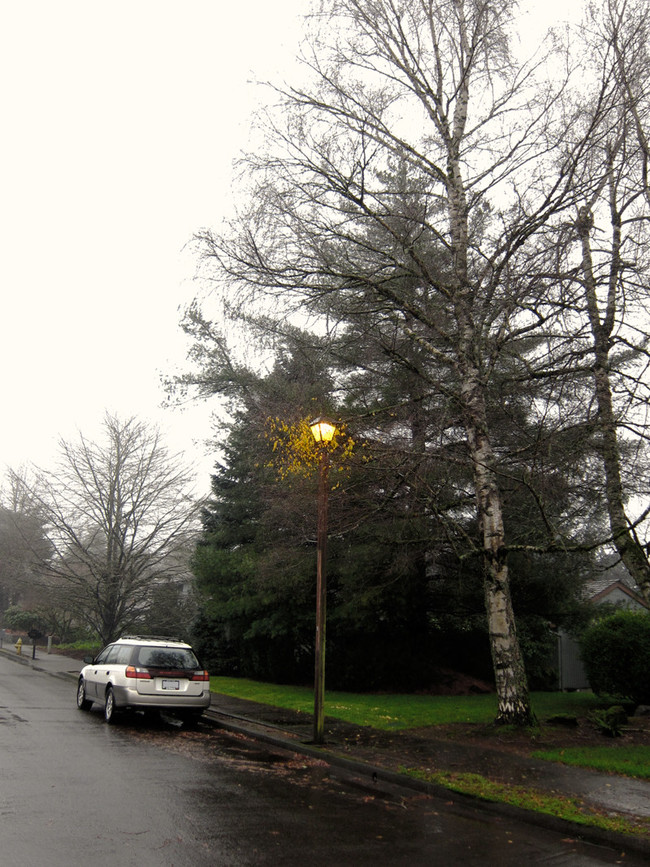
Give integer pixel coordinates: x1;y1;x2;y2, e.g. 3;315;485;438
264;417;354;480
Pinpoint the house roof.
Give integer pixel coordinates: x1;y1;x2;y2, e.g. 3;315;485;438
589;579;649;609
584;560;649;609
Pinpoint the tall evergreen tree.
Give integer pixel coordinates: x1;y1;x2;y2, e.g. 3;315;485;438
186;321;594;691
178;2;640;718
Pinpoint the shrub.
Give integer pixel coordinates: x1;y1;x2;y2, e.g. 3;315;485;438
3;606;48;635
589;705;628;737
579;610;650;704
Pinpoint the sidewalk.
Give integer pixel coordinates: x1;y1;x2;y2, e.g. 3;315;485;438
3;645;650;855
0;642;84;679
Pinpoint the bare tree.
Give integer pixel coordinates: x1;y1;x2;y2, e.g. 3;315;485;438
0;469;50;614
606;0;650;207
0;507;47;613
27;414;201;643
563;0;650;601
191;0;606;723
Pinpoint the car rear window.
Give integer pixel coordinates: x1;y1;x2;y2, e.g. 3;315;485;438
135;647;200;670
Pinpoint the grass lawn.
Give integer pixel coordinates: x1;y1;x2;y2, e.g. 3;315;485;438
532;745;650;779
404;768;650;837
209;676;603;730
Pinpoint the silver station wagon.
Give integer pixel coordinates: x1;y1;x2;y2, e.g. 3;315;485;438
76;635;211;724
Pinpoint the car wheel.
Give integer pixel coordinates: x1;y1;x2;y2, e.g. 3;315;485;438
76;679;92;711
104;686;117;724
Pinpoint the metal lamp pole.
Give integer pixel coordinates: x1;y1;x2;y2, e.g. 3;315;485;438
309;417;336;745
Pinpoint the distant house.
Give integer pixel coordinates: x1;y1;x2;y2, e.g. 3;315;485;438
556;570;650;691
589;578;648;609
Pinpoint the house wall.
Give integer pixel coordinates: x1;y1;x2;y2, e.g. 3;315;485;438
556;583;649;691
556;630;590;690
595;586;639;607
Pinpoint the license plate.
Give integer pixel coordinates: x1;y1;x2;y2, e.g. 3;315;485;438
162;679;180;690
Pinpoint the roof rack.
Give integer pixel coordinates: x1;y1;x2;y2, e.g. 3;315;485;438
119;634;185;643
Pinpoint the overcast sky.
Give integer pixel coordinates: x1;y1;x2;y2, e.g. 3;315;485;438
0;0;578;492
0;0;305;487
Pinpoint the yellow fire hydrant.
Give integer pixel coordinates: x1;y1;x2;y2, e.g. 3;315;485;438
15;637;22;656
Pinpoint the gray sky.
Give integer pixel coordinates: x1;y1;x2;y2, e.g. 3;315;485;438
0;0;576;490
0;0;302;486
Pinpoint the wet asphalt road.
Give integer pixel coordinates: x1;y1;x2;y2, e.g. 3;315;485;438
0;656;645;866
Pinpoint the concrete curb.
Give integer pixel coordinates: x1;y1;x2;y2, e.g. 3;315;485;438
205;709;650;859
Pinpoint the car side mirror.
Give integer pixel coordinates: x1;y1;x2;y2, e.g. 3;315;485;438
83;656;94;664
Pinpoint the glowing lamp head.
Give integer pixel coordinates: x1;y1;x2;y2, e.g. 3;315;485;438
309;417;337;444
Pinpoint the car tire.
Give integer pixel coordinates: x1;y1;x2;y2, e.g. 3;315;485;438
104;686;117;724
76;679;92;711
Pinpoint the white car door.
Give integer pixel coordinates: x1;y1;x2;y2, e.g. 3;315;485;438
89;644;120;699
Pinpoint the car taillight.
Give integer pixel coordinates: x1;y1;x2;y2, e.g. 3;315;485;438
191;670;209;681
125;666;152;679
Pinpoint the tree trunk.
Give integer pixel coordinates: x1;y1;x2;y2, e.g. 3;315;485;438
446;2;532;725
577;204;650;603
460;353;534;725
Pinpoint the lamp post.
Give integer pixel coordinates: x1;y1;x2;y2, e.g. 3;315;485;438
309;416;336;744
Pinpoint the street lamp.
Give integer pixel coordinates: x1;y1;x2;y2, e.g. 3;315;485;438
309;416;336;744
